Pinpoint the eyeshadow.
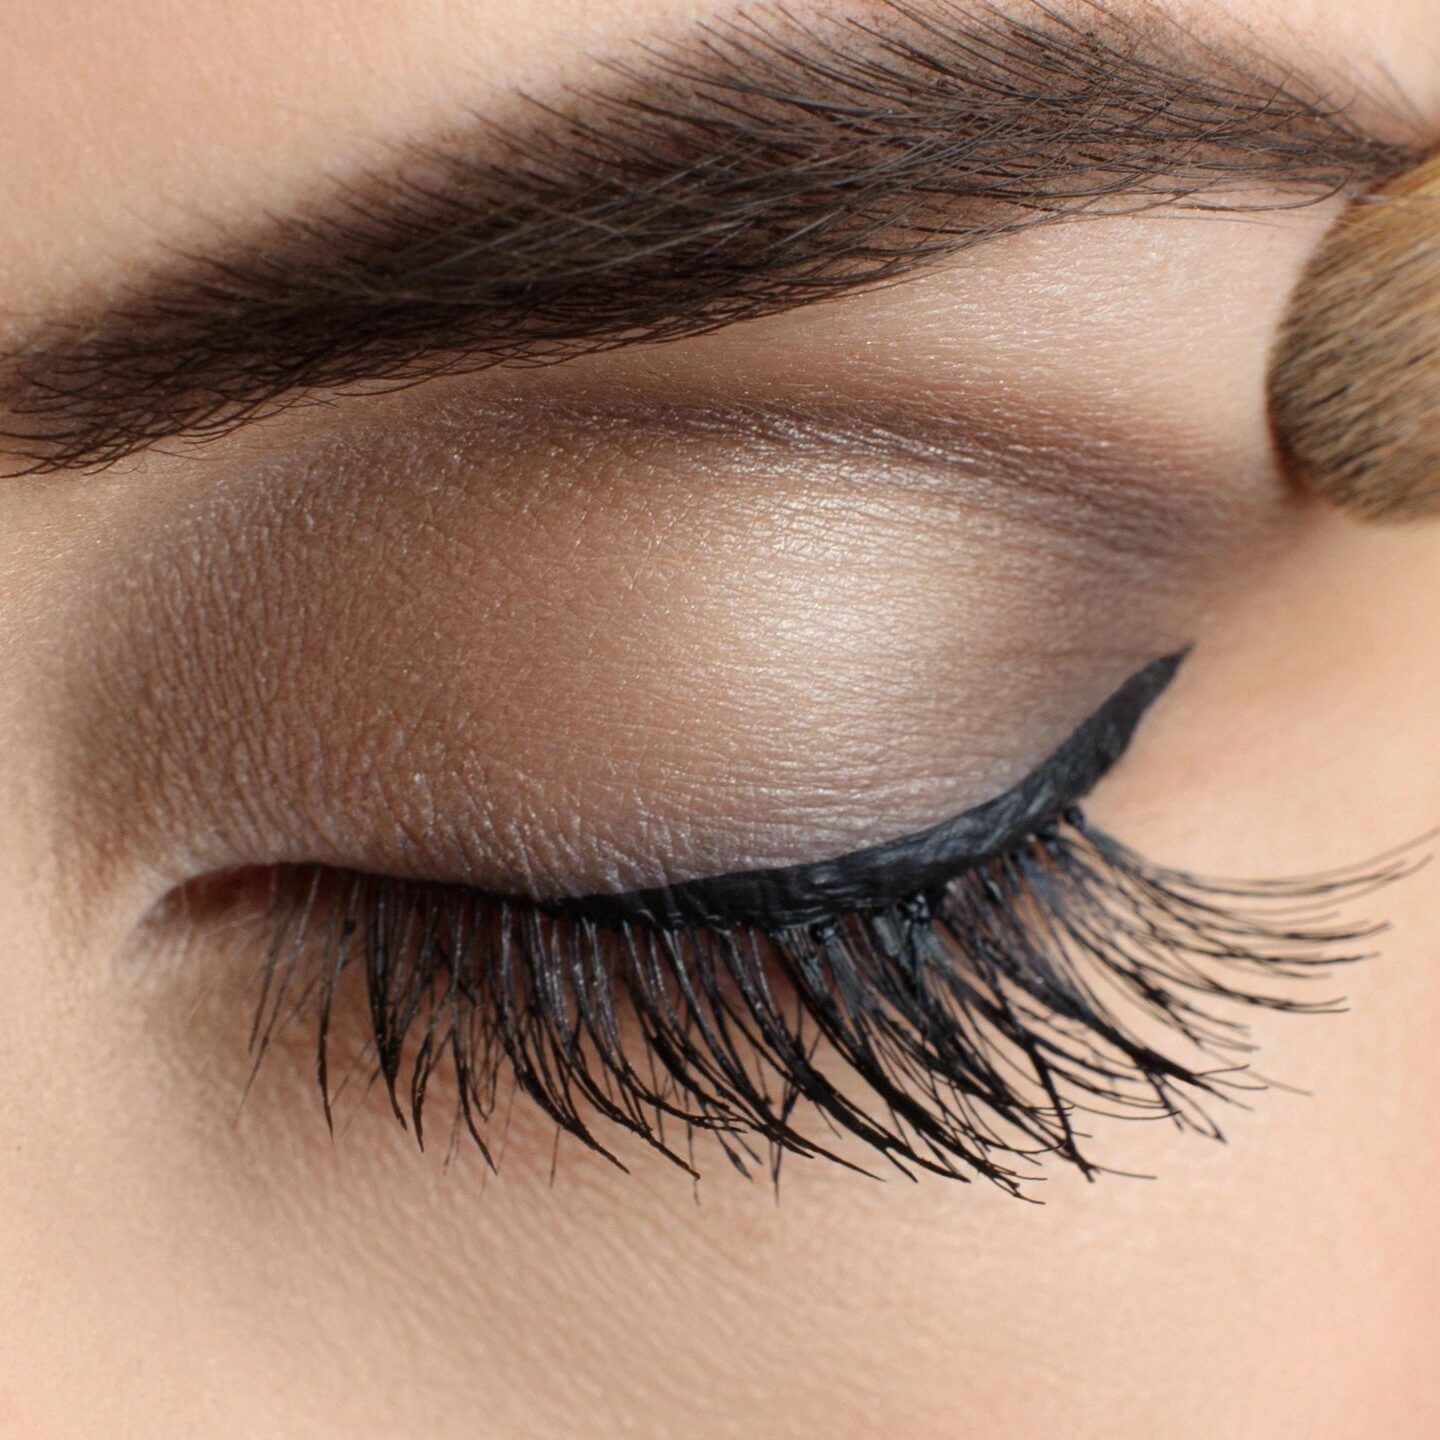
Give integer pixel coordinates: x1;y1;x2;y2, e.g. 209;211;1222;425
555;651;1186;930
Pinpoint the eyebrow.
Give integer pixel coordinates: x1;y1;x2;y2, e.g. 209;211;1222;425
0;0;1419;474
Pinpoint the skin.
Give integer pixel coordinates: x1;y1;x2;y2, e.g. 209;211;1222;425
0;2;1438;1438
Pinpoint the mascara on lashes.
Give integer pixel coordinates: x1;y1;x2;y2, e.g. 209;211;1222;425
557;651;1186;931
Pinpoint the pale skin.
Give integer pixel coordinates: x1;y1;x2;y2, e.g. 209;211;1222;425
1;2;1438;1438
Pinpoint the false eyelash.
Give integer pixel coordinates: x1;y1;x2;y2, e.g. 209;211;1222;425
246;811;1411;1196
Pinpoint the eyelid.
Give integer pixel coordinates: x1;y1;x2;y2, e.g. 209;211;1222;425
553;652;1187;929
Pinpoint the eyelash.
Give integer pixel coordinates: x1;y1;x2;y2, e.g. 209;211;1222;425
246;809;1403;1196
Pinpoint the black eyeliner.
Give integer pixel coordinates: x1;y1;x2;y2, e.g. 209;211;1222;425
558;652;1187;930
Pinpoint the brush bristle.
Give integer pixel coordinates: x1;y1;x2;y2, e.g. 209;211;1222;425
1269;151;1440;521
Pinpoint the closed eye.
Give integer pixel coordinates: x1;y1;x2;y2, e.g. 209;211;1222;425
218;650;1404;1193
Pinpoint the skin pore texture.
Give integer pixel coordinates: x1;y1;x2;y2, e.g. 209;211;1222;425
0;4;1438;1440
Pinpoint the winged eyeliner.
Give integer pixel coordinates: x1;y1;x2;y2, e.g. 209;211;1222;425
558;652;1186;929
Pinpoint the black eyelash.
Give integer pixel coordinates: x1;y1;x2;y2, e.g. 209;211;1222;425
248;812;1409;1196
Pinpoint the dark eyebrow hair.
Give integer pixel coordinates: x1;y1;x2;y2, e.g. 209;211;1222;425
0;0;1419;474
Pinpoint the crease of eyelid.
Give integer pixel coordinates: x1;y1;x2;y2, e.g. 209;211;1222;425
272;383;1271;562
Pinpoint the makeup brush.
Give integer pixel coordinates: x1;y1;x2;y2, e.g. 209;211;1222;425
1269;150;1440;521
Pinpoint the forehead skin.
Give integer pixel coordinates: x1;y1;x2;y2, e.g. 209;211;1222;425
0;5;1438;1440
